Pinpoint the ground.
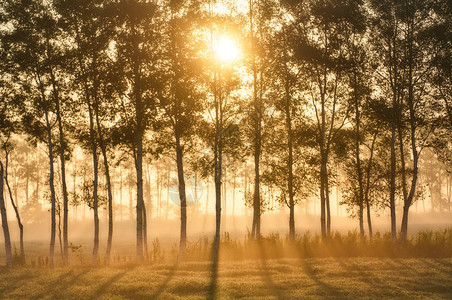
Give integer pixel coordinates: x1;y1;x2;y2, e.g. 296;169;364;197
0;258;451;299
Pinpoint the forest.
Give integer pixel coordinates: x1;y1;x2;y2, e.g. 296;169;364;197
0;0;451;287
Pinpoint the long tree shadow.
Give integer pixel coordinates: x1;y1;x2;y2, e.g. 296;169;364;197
292;243;341;297
31;269;89;300
301;258;341;297
333;257;385;288
207;254;219;300
256;239;285;300
89;271;127;300
419;258;452;275
0;272;35;296
149;262;179;299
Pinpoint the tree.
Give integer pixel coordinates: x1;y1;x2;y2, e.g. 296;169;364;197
113;0;159;262
289;0;364;238
245;0;275;239
56;0;120;265
262;4;312;239
2;0;63;266
158;0;204;259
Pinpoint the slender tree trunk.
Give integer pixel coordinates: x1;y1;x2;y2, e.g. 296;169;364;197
353;73;365;242
320;154;327;238
49;68;70;266
284;76;295;240
0;163;12;267
250;0;261;239
143;203;148;261
175;134;187;260
44;107;57;267
135;133;144;263
389;116;397;244
364;132;378;243
325;170;331;236
4;151;25;261
87;102;99;266
94;101;114;264
55;94;69;265
213;77;223;265
400;22;418;242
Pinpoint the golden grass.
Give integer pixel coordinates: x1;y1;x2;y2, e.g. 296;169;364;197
0;257;452;299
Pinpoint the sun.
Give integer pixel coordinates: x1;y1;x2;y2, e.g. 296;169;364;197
214;36;239;62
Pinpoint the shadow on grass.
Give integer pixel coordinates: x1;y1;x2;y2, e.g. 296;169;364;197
420;258;452;275
302;259;339;295
0;272;35;296
292;242;341;297
257;239;285;300
333;258;385;288
89;271;127;300
207;255;219;300
31;269;89;300
149;262;179;299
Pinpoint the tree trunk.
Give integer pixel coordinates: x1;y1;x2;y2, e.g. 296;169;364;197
94;100;114;264
250;0;261;239
0;163;12;267
400;21;419;242
87;102;99;266
320;154;327;239
56;97;69;265
284;77;295;240
175;134;187;260
135;132;144;263
4;151;25;261
44;108;57;267
50;70;69;266
353;73;365;242
364;132;378;243
389;118;397;244
143;202;148;261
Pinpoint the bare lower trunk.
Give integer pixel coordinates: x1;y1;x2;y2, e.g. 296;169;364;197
143;203;148;261
135;134;144;263
213;61;222;265
4;150;24;261
250;0;261;239
0;163;12;267
320;156;327;239
86;100;99;266
175;135;187;260
389;123;397;244
252;135;261;238
55;96;69;265
45;109;57;267
326;173;331;236
94;102;114;264
285;82;295;240
353;79;365;242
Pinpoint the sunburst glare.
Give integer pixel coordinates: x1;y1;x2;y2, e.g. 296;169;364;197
214;36;239;62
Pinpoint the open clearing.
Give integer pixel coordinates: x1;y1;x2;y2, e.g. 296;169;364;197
0;258;451;299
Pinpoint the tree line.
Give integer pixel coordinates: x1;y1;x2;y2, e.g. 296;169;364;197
0;0;450;267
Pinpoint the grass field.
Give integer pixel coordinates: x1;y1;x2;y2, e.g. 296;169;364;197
1;257;452;299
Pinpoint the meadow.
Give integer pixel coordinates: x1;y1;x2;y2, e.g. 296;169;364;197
1;230;452;299
1;257;452;299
